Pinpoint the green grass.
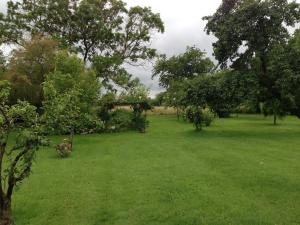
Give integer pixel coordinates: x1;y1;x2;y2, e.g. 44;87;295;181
13;115;300;225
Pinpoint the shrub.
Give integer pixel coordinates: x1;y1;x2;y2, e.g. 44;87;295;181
131;102;151;133
56;137;73;158
75;113;104;134
107;109;132;132
132;113;148;133
186;106;214;131
202;109;214;127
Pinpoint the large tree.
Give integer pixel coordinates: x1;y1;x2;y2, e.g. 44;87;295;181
285;29;300;118
204;0;300;123
1;36;58;108
0;0;164;92
1;0;164;90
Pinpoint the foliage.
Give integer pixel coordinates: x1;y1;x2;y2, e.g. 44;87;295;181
42;53;102;135
120;84;152;132
163;81;188;120
183;70;255;118
131;102;151;133
150;92;166;106
204;0;300;123
1;0;164;91
0;51;5;78
0;81;43;225
153;47;214;119
1;36;58;108
97;93;117;128
153;46;214;88
185;106;214;131
287;29;300;118
204;0;300;68
107;109;133;132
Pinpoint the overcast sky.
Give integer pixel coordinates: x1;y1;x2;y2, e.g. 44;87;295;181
124;0;221;97
1;0;299;97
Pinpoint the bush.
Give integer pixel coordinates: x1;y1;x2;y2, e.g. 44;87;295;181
42;53;102;135
132;114;148;133
202;109;214;127
131;102;151;133
56;137;73;158
186;106;214;131
107;109;132;132
74;113;104;134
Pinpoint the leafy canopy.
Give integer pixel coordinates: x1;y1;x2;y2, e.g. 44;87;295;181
153;46;214;88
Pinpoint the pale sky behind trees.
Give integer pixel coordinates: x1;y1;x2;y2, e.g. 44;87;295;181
1;0;299;97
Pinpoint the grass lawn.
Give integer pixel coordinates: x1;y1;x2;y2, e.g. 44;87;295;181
13;115;300;225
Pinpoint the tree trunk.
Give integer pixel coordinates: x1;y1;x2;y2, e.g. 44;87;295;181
0;199;12;225
273;114;277;125
176;107;179;121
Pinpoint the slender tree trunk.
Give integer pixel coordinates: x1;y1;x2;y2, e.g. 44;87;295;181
176;107;179;121
0;198;12;225
273;113;277;125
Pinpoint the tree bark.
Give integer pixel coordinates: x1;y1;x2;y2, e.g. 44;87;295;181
0;198;12;225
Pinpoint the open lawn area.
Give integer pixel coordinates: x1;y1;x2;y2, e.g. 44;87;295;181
13;115;300;225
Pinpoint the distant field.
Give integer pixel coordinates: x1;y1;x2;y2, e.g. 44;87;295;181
117;106;178;115
13;115;300;225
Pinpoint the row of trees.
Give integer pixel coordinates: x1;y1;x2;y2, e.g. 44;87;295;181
153;0;300;128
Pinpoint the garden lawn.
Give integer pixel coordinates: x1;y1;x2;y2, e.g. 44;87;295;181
13;115;300;225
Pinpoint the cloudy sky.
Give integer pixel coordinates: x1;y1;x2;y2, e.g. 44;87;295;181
1;0;299;97
124;0;221;97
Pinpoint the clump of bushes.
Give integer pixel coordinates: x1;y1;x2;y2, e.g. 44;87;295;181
131;102;152;133
107;109;133;132
186;106;214;131
42;53;103;135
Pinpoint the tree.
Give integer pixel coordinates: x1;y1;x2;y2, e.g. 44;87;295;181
185;106;214;131
1;36;58;108
120;84;152;132
261;43;295;124
204;0;300;123
42;53;102;135
163;81;188;120
1;0;164;90
0;51;5;78
183;70;257;118
153;46;214;88
0;81;43;225
280;29;300;119
151;92;165;106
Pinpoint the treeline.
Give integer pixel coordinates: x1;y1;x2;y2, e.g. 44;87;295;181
152;0;300;129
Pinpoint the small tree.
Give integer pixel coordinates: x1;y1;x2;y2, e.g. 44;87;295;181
120;84;152;133
42;53;102;135
0;81;43;225
185;106;214;131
